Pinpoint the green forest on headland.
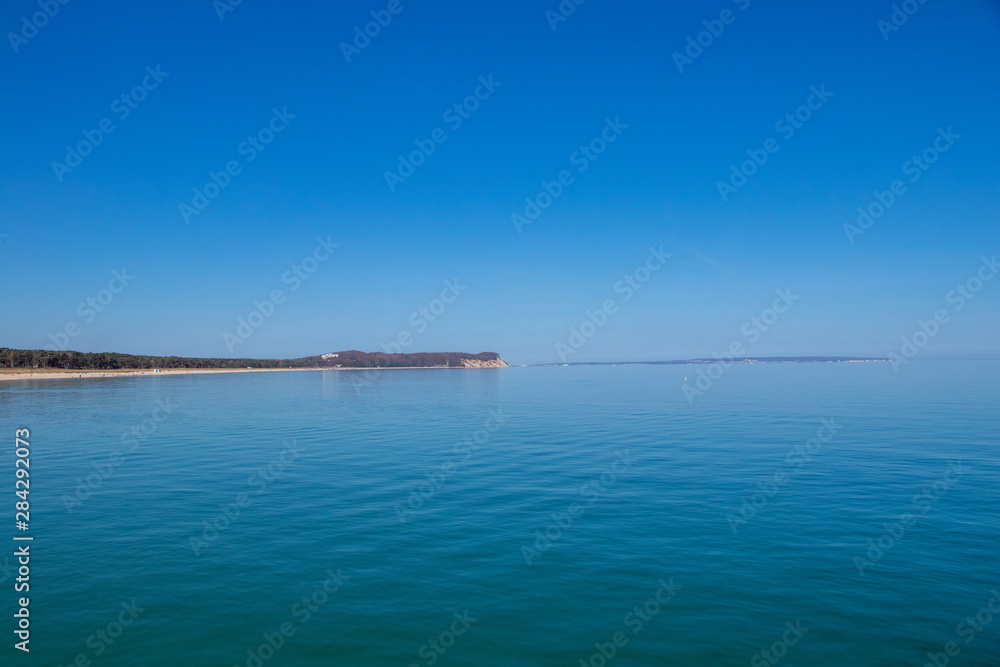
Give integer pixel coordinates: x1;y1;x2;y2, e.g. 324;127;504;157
0;348;504;370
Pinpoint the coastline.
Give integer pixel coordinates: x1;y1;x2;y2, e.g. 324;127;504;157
0;365;506;382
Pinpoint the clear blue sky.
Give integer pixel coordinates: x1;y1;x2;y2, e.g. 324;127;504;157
1;0;998;364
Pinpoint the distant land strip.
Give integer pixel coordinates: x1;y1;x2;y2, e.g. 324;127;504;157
529;357;889;366
0;348;508;371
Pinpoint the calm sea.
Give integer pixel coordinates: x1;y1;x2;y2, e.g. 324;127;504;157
1;361;997;666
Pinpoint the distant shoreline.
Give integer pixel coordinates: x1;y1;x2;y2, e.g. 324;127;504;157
0;366;503;382
0;348;508;377
528;357;890;367
0;356;892;381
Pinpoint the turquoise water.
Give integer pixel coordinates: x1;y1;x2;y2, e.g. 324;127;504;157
1;362;997;666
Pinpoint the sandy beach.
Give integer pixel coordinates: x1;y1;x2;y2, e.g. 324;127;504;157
0;365;503;381
0;367;328;381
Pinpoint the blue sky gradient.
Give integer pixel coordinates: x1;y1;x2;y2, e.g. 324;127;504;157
2;0;998;364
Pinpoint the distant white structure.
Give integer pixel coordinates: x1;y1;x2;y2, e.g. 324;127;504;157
321;353;339;360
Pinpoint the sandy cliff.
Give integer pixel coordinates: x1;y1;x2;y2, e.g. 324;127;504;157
461;357;510;368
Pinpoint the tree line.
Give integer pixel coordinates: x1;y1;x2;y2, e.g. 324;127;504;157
0;348;503;370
